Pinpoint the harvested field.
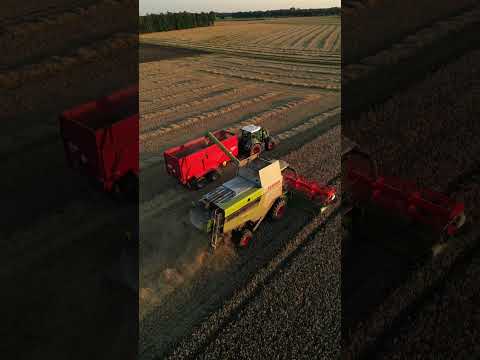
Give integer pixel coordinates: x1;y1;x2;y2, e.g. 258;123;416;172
342;0;477;63
342;24;480;358
139;16;340;358
140;17;340;65
1;1;137;359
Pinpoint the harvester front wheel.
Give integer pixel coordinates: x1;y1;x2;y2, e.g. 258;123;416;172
238;228;253;248
270;197;287;220
266;138;276;151
250;143;262;156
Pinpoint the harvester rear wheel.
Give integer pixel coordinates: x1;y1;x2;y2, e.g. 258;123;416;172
238;228;253;248
270;197;287;220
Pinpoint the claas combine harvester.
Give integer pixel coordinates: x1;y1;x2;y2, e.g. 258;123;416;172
190;130;337;250
342;136;466;254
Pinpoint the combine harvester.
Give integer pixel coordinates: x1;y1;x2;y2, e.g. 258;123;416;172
164;125;277;189
190;131;337;250
59;85;139;198
342;136;466;256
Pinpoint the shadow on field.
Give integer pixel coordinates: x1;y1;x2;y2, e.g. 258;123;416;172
140;43;210;63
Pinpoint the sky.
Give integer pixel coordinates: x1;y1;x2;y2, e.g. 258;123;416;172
140;0;340;16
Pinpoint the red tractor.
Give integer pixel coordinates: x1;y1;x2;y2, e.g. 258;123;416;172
342;136;466;254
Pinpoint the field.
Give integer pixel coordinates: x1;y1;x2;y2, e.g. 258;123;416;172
342;2;480;358
140;16;340;64
1;2;137;359
139;16;341;358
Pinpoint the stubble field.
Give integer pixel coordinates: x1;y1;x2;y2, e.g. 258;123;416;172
139;16;341;359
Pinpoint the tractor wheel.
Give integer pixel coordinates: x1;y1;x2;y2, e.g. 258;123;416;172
250;143;262;156
238;228;253;248
270;197;287;220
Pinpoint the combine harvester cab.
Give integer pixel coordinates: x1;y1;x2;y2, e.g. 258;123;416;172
59;85;139;198
342;136;466;256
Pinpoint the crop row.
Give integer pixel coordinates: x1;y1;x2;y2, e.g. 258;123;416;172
226;95;322;132
139;83;226;115
211;57;340;75
141;84;259;127
140;92;279;150
204;63;340;83
201;68;340;90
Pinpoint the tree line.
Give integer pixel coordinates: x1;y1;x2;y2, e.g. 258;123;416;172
218;8;341;19
139;12;216;33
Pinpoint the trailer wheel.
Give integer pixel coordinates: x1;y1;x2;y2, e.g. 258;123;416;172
250;143;262;156
188;178;205;190
207;170;221;182
112;181;124;201
238;228;253;248
196;178;207;189
270;197;287;220
124;173;139;200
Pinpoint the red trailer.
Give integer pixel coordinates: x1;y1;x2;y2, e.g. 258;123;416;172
59;85;139;196
164;130;239;189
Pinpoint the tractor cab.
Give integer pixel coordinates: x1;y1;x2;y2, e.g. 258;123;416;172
239;125;276;156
